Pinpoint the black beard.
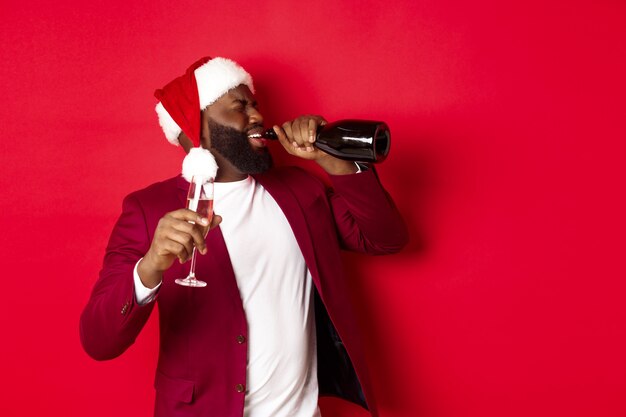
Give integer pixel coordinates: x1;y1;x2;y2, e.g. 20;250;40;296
208;120;273;174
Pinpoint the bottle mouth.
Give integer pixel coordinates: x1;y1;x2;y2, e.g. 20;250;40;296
373;124;391;162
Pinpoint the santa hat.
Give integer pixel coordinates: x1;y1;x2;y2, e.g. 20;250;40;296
154;56;255;147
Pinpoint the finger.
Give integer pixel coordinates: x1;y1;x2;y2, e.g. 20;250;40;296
273;125;290;147
210;214;222;230
272;125;286;141
164;230;196;259
282;121;304;152
292;117;314;153
170;220;208;254
190;225;209;254
281;121;294;145
300;118;316;152
307;118;317;143
273;125;297;156
297;118;310;148
158;240;190;263
168;208;210;226
284;117;304;151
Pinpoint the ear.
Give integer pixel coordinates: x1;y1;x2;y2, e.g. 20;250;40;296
178;132;194;153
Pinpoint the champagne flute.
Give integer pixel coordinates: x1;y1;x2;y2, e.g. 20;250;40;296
175;176;214;287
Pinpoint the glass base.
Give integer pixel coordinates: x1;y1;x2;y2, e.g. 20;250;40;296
175;277;207;287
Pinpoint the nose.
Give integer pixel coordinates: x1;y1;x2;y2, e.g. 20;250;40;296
248;106;263;126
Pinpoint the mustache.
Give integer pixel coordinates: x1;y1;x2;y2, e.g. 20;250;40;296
245;124;264;134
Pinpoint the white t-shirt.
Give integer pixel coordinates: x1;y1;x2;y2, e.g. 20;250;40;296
135;176;320;417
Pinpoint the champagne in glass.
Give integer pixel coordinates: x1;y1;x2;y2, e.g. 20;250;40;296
175;176;214;287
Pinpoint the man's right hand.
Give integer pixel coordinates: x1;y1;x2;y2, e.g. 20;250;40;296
137;209;222;288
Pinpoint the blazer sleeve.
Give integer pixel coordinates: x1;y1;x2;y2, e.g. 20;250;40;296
327;168;409;255
79;193;156;361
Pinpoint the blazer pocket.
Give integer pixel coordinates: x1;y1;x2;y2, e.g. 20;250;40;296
154;370;195;404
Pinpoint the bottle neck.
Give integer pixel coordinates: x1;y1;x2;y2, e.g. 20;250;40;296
262;128;279;140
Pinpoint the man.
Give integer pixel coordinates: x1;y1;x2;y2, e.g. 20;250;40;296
80;56;408;417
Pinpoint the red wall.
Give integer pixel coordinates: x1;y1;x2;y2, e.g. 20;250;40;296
1;1;625;416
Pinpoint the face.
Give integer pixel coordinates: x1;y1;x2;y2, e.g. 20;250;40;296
200;85;272;174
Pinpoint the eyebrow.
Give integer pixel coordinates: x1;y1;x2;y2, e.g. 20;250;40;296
232;98;257;107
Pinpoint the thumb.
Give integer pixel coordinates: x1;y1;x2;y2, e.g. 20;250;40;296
210;214;223;229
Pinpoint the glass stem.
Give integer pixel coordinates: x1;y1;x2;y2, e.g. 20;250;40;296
188;247;198;279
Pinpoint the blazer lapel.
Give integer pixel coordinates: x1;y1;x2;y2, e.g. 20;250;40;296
176;175;189;207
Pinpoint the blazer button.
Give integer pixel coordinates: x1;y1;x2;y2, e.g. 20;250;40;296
235;383;245;393
236;335;246;344
120;301;129;315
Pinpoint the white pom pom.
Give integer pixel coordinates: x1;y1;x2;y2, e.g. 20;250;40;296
182;147;218;183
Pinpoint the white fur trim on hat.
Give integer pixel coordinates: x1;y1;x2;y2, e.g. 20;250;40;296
195;57;255;109
155;102;182;146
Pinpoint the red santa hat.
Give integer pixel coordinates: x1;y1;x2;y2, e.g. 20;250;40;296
154;56;255;147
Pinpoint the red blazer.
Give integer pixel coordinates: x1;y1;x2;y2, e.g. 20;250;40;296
80;166;408;417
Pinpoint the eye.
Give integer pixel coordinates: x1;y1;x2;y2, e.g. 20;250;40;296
231;100;246;111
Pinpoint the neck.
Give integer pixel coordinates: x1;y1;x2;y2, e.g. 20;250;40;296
215;171;248;182
213;154;248;182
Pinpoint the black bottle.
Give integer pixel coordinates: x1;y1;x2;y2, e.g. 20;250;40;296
263;119;391;163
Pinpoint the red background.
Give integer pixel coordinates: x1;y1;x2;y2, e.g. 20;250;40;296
1;1;625;416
